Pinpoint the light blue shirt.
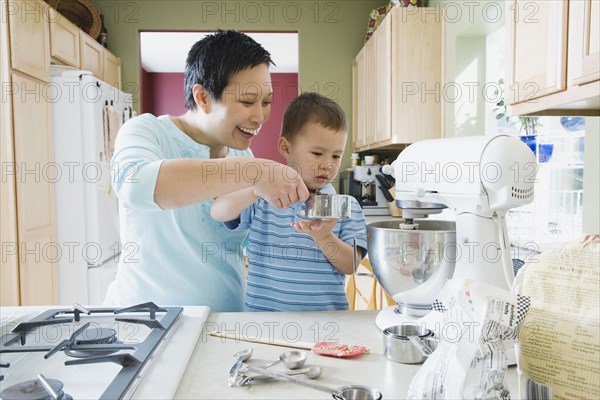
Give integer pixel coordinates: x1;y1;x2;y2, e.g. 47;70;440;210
226;184;368;311
107;114;251;311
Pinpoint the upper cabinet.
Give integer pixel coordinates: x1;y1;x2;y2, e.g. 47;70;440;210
47;3;123;89
352;7;443;151
80;33;104;79
506;0;600;116
570;0;600;86
352;46;367;149
104;50;122;90
8;0;50;82
49;7;80;67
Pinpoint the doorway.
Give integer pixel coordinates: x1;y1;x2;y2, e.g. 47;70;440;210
139;31;299;163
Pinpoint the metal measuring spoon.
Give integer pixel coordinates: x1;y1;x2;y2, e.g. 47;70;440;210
240;366;323;384
259;350;307;370
244;366;382;400
228;349;253;386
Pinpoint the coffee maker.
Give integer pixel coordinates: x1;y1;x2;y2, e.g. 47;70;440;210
339;165;390;215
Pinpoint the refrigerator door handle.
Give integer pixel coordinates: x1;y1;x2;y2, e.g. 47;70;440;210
87;252;121;268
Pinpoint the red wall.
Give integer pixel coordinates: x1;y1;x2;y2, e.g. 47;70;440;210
251;73;297;164
141;70;298;164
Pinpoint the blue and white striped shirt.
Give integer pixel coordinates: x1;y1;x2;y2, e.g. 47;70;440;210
225;185;368;311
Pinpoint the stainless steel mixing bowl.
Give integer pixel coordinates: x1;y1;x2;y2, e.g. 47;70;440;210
367;220;456;316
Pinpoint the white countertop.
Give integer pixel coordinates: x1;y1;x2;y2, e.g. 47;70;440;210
175;311;518;399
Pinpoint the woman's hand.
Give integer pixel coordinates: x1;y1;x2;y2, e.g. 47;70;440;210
253;163;309;208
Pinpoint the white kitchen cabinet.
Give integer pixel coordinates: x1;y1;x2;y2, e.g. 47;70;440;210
506;0;600;116
352;7;443;151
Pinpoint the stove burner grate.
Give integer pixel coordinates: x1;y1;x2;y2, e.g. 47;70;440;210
75;327;118;345
0;377;73;400
0;302;183;400
65;327;120;358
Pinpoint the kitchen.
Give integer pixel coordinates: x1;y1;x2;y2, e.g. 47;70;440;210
1;0;599;399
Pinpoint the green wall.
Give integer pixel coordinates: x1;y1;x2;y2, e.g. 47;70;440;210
91;0;379;167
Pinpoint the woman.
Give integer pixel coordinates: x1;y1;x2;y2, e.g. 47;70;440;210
105;30;309;311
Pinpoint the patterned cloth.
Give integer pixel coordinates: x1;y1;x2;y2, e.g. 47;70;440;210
225;184;368;311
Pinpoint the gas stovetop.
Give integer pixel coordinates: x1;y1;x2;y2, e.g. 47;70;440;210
0;303;209;400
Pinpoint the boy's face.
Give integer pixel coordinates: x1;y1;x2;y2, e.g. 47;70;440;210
202;64;273;150
278;122;347;192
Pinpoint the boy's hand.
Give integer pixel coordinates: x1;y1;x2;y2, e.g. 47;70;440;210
291;218;338;241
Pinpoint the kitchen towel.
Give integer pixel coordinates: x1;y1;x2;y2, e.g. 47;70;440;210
103;104;122;162
103;104;122;194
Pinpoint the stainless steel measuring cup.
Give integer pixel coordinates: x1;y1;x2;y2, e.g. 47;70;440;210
297;193;352;220
383;324;437;364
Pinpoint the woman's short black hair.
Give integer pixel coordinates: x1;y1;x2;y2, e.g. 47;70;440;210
184;30;274;110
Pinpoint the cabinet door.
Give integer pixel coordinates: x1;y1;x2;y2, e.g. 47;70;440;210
1;21;20;305
571;0;600;85
11;72;57;305
391;7;442;144
7;0;50;82
49;6;80;67
80;33;104;78
364;37;377;146
374;14;392;145
104;51;121;89
352;47;367;150
506;0;568;104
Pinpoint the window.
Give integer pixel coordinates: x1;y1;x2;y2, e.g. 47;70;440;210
486;27;586;252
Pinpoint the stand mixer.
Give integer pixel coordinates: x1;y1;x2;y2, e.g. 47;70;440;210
370;135;537;330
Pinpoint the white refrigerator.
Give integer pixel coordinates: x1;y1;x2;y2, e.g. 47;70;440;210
50;66;133;305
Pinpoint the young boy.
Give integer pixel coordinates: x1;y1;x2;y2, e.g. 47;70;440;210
211;92;367;311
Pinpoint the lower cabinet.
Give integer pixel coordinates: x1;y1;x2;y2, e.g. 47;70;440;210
9;73;58;305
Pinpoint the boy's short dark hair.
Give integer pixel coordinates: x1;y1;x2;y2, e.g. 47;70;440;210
184;30;274;110
281;92;348;140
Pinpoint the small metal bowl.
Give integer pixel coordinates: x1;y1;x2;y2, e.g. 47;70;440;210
298;194;352;220
383;324;437;364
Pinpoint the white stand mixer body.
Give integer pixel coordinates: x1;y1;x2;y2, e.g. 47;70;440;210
376;135;536;330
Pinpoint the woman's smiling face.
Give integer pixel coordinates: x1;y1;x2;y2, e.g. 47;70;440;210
204;63;273;150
